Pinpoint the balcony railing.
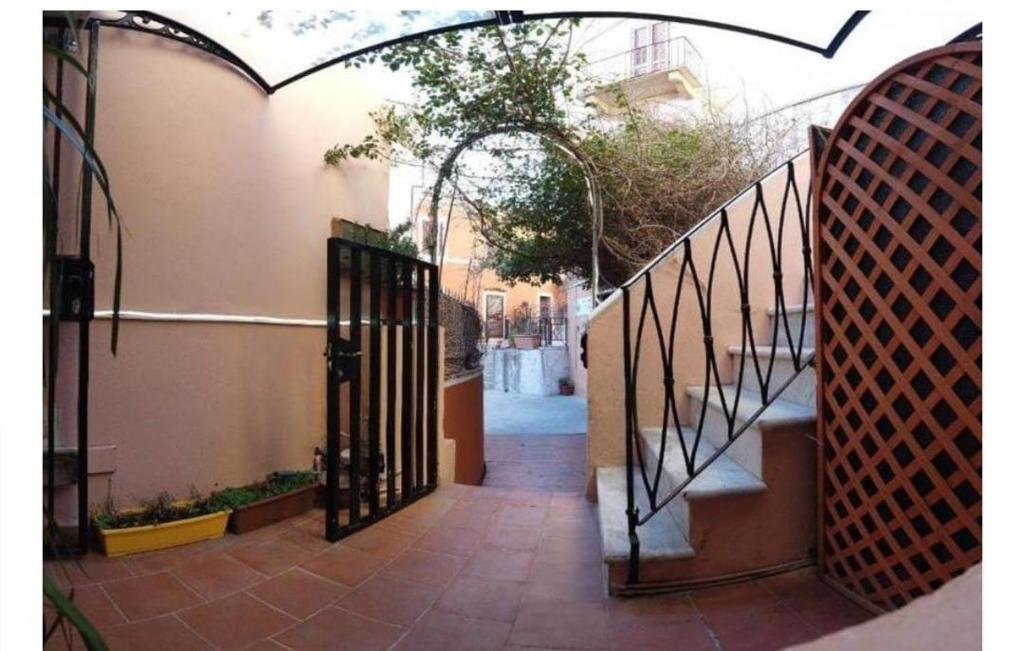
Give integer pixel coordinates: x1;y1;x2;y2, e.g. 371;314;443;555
584;34;705;89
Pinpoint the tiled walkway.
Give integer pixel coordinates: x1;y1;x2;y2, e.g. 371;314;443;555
484;391;588;436
46;435;870;650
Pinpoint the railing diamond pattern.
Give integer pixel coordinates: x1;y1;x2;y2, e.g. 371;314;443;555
621;155;814;581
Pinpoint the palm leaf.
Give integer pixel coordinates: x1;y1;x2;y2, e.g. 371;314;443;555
43;88;125;354
44;575;109;651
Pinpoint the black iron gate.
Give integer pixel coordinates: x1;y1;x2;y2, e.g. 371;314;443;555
325;238;440;541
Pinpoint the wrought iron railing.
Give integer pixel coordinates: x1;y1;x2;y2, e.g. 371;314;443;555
619;152;815;583
485;315;568;347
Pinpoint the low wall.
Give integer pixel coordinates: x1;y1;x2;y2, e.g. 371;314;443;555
788;564;980;650
483;347;570;396
443;371;485;485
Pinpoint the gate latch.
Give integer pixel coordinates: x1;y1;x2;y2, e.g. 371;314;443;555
326;338;361;383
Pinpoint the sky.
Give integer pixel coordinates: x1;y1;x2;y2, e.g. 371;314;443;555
156;9;979;111
147;9;981;228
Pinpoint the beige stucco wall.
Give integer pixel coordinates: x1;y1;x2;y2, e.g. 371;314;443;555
786;564;981;650
585;154;811;496
564;279;590;398
48;27;396;518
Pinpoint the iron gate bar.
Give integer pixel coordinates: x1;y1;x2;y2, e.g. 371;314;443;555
348;246;363;531
325;237;440;541
416;264;426;491
401;260;414;499
75;20;100;555
325;239;342;540
386;257;398;508
45;28;65;541
368;251;382;516
427;265;440;486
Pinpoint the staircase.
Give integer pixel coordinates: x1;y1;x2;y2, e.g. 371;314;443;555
584;152;819;594
598;304;818;594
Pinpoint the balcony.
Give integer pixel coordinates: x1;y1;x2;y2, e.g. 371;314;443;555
583;36;705;114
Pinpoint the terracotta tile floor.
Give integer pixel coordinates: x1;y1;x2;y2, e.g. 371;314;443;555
45;434;872;650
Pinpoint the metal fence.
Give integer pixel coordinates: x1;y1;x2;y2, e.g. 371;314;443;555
486;315;568;347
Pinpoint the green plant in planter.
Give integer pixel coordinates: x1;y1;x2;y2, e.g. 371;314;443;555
208;471;318;510
92;489;225;530
510;302;538;336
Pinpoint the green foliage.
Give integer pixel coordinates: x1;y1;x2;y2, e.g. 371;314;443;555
208;471;318;510
479;109;779;285
92;489;226;530
325;19;586;165
44;575;108;650
343;221;419;257
93;472;319;530
45;507;109;650
327;19;782;287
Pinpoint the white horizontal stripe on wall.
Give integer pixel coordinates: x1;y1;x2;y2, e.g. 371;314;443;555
41;309;362;327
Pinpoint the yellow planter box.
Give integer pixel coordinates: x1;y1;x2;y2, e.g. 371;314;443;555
98;510;230;557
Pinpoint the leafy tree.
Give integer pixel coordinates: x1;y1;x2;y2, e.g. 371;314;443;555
326;19;783;287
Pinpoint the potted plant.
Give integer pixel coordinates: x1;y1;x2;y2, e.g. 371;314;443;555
511;302;542;349
93;490;230;558
212;471;319;535
558;377;575;396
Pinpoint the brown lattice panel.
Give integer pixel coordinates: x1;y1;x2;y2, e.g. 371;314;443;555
813;41;981;612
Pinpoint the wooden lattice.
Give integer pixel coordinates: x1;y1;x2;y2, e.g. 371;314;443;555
814;41;981;612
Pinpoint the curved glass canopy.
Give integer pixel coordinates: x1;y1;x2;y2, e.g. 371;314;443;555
87;10;874;94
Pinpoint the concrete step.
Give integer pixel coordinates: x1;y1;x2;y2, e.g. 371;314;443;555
602;388;817;595
596;466;695;564
768;303;816;349
639;427;766;537
727;344;816;408
684;384;816;478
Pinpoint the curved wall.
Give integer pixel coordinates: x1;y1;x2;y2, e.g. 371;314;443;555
48;27;391;516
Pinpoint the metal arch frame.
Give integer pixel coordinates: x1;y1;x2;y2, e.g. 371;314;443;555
82;10;871;95
949;22;982;44
90;11;274;93
423;123;605;307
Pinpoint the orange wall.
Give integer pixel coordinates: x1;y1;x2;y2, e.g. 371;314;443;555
443;372;486;485
48;27;393;516
423;204;566;320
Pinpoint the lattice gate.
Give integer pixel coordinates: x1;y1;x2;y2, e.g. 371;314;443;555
813;41;981;612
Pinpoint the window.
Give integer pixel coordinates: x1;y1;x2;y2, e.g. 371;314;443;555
631;22;669;77
539;295;552;319
484;293;506;339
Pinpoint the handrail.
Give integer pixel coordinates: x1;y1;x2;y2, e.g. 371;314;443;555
620;150;815;583
621;152;808;291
